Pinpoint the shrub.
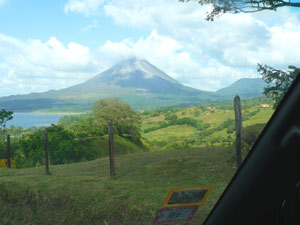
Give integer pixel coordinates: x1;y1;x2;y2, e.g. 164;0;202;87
165;114;178;121
243;123;265;152
194;110;201;117
143;117;209;133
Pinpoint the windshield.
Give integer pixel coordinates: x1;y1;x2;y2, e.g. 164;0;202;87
0;0;299;224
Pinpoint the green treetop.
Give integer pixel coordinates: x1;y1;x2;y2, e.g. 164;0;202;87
258;64;300;109
93;98;142;145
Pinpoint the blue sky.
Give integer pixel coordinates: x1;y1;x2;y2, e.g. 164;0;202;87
0;0;148;49
1;0;300;97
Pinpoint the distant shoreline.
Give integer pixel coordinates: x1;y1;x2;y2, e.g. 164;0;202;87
28;111;87;115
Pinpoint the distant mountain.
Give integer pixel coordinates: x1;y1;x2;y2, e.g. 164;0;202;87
0;58;267;112
0;58;223;112
217;78;266;98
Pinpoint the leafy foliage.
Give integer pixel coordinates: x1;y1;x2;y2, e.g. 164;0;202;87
144;117;209;133
0;109;14;158
58;113;104;138
4;126;25;137
165;114;178;121
0;109;13;130
57;113;92;129
216;119;235;134
13;124;146;168
180;0;300;21
258;64;299;108
15;125;83;167
93;98;142;145
242;123;265;152
69;118;105;138
242;108;260;121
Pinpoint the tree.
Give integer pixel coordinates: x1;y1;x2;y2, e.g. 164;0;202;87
243;123;265;153
16;125;85;167
93;98;142;145
0;109;13;131
69;117;105;138
0;109;13;156
165;114;178;121
46;125;79;164
257;64;299;108
180;0;300;21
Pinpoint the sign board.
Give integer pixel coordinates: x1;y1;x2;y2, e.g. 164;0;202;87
153;206;199;224
161;186;212;208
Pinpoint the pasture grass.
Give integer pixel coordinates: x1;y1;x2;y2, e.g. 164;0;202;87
143;125;198;142
141;105;274;150
0;146;237;225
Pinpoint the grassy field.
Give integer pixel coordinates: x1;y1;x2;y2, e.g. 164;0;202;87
0;146;237;225
141;104;274;150
143;125;197;142
0;98;275;224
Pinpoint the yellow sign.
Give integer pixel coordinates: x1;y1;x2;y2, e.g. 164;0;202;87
161;186;212;208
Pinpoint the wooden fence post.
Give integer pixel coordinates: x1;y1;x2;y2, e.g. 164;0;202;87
7;135;11;168
44;128;50;175
234;95;242;169
108;118;115;177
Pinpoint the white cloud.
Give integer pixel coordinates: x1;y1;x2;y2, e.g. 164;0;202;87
64;0;105;16
96;30;186;76
104;0;164;28
0;34;100;96
64;0;300;70
0;70;56;96
95;30;250;91
105;0;271;67
97;39;135;66
102;0;300;89
3;36;97;74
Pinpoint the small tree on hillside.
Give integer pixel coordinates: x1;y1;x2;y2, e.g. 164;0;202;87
0;109;13;157
93;98;142;145
0;109;13;133
257;64;300;108
243;123;266;153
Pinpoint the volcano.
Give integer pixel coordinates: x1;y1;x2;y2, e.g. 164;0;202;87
0;58;228;112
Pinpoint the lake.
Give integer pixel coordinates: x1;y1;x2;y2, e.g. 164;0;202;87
6;113;74;128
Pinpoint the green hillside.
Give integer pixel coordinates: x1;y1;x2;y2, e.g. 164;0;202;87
0;147;236;225
0;87;224;112
217;78;266;98
140;98;274;151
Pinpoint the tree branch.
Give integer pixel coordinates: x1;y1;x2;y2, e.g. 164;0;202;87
180;0;300;20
